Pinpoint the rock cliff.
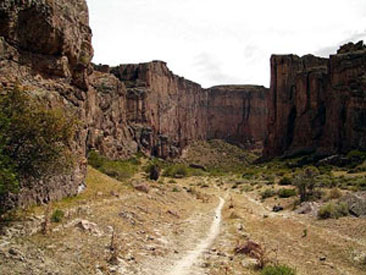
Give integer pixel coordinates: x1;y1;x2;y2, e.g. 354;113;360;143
109;61;209;159
2;0;365;211
0;0;93;209
0;0;269;210
264;41;366;158
207;85;268;149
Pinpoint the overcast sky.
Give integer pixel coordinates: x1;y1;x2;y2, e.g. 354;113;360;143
87;0;366;88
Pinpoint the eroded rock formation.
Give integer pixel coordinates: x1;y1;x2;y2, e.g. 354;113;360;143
207;85;268;149
1;0;365;211
264;42;366;158
109;61;209;159
0;0;93;209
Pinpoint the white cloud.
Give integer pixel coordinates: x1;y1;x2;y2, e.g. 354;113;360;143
87;0;366;88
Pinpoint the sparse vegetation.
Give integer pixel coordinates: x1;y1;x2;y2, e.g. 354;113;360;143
235;240;268;269
261;188;276;199
181;140;257;176
278;176;292;186
163;164;189;178
318;201;349;219
293;167;319;202
278;188;297;198
325;188;342;201
51;209;64;223
0;87;77;201
260;264;297;275
88;150;140;181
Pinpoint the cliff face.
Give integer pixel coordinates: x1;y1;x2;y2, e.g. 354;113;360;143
110;61;209;159
0;0;93;209
264;42;366;158
207;85;268;149
107;63;269;157
4;0;365;211
0;0;269;210
87;71;137;160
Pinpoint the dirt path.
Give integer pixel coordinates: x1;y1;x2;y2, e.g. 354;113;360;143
2;170;366;275
167;197;225;275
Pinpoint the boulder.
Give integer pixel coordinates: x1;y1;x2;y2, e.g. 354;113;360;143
189;163;207;171
76;220;101;236
295;202;320;216
342;192;366;217
272;205;284;212
133;182;150;193
149;165;160;181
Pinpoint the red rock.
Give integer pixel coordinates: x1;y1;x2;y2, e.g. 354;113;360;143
207;85;268;150
264;41;366;158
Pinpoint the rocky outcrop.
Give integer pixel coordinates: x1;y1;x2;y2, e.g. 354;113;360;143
207;85;268;149
264;41;366;158
110;61;209;159
0;0;93;90
0;0;269;210
0;0;93;210
87;71;137;160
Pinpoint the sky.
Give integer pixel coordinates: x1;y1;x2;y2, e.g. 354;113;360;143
87;0;366;88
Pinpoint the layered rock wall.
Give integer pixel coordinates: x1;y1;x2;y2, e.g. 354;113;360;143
0;0;93;209
264;42;366;158
3;0;365;211
110;61;209;159
207;85;268;149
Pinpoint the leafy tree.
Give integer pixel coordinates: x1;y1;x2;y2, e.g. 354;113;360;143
0;86;78;195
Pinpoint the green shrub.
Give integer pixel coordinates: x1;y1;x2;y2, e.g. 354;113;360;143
278;176;292;186
88;150;140;181
0;87;77;197
318;202;349;219
87;150;105;169
163;164;188;178
326;188;342;200
51;209;64;223
278;188;297;198
261;264;297;275
346;150;366;160
293;167;319;202
261;188;276;199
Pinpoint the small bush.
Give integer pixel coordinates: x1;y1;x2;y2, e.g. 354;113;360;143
172;187;180;192
261;189;276;199
261;264;297;275
51;209;64;223
293;167;319;202
0;87;77;197
87;150;105;169
318;202;349;219
346;150;366;160
88;150;140;181
326;188;342;200
278;176;292;186
278;188;297;198
163;164;188;178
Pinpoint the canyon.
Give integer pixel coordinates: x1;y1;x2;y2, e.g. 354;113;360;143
0;0;365;210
